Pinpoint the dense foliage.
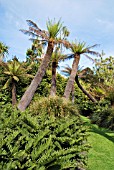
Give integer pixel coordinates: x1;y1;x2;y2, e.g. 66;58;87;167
29;96;79;117
91;106;114;130
0;99;89;170
90;89;114;130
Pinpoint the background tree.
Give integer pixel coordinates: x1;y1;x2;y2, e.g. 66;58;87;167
75;75;97;103
85;55;114;100
50;47;69;96
26;39;46;64
18;19;70;111
0;57;33;106
0;42;8;61
95;56;114;87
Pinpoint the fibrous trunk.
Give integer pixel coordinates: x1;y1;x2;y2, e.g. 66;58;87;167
12;80;17;106
18;41;54;111
50;62;57;96
75;75;97;103
63;54;80;100
71;83;75;103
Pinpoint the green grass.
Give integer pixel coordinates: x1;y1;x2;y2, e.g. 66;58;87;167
81;116;114;170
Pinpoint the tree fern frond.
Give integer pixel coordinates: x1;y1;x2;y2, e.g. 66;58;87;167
84;54;95;62
20;29;39;37
85;50;101;57
3;77;12;89
13;76;19;82
29;27;48;40
47;19;63;39
86;44;100;50
61;64;72;76
26;20;41;30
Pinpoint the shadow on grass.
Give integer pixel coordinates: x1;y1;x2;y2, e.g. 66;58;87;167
91;125;114;143
81;116;114;143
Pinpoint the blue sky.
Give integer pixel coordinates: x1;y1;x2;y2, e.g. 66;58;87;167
0;0;114;69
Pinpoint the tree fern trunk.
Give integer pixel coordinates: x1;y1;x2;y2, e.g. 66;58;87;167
63;54;80;100
71;83;75;103
50;62;57;96
12;80;17;106
18;41;54;111
75;75;97;103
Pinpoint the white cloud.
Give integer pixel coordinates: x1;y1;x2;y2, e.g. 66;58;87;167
97;18;114;31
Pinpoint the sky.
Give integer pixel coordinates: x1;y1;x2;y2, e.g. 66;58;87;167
0;0;114;69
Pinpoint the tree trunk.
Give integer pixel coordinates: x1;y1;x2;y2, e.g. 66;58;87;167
63;54;80;100
50;62;57;96
71;83;75;103
18;41;54;111
12;80;17;106
75;75;97;103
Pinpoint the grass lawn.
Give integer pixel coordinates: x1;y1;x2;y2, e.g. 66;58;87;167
81;116;114;170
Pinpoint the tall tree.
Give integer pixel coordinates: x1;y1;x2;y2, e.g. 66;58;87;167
0;42;8;61
50;48;68;96
50;27;70;96
18;19;70;111
0;57;33;106
63;41;100;100
62;64;75;103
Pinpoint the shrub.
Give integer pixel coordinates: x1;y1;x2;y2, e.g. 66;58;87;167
106;88;114;106
78;100;95;117
74;86;95;117
91;101;114;130
0;98;89;170
0;89;11;106
29;96;79;117
91;108;114;130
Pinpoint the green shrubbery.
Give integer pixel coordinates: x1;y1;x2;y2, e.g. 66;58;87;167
75;87;114;131
0;98;89;170
78;100;95;117
90;89;114;130
91;106;114;130
90;95;114;130
29;96;79;117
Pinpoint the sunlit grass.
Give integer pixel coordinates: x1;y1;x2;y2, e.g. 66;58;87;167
81;116;114;170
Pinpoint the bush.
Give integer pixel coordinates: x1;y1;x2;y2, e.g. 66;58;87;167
106;88;114;106
91;101;114;130
0;98;89;170
74;85;95;117
0;89;11;106
29;96;79;117
78;100;95;117
91;108;114;130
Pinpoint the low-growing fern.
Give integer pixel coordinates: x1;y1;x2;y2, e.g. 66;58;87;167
0;99;89;170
